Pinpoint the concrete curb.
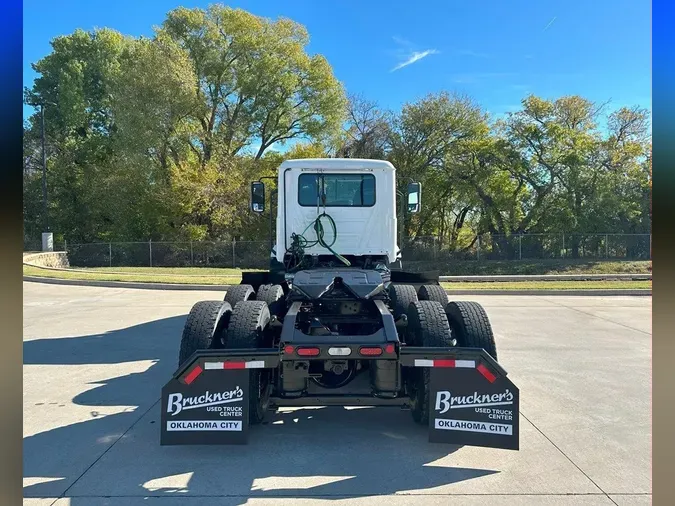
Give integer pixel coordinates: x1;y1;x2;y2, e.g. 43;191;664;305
23;276;651;296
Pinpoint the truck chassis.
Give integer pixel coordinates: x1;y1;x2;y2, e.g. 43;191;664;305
161;268;520;450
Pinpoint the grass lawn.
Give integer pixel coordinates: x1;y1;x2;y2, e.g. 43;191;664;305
32;259;651;277
84;266;253;276
24;265;237;285
24;265;650;290
405;259;651;275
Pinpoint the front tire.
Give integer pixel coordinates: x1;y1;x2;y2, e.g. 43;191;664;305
406;300;453;424
225;300;272;425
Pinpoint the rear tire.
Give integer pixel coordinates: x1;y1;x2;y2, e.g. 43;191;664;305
388;284;418;319
255;284;285;316
224;284;255;307
445;301;497;360
178;301;232;367
225;300;272;425
418;284;448;306
406;300;453;425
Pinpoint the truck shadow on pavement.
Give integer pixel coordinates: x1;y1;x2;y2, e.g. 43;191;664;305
23;316;498;502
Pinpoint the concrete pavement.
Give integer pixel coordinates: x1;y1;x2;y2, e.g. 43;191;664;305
23;282;652;505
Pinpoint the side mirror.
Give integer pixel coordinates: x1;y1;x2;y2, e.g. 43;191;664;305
251;181;265;213
407;182;421;213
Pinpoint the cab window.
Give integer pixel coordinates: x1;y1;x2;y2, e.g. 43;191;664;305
298;174;376;207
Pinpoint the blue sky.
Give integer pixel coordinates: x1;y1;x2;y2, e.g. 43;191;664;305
23;0;651;124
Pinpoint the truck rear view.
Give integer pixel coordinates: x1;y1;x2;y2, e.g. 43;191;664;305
161;158;520;449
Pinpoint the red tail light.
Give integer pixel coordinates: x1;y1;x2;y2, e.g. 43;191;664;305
359;346;383;356
296;347;320;356
384;344;395;354
283;345;295;354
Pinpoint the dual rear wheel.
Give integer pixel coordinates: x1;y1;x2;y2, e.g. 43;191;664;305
179;282;497;426
388;283;498;424
179;283;285;425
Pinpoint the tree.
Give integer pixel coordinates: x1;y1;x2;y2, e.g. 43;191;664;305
22;7;650;252
387;92;488;244
337;93;390;159
159;5;347;162
285;142;329;159
23;5;347;244
24;28;132;242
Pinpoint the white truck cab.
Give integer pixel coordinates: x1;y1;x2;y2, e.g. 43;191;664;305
251;158;420;269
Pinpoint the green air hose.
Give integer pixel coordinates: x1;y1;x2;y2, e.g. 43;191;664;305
286;212;351;271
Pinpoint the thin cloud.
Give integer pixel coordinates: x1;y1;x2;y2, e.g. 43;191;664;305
391;49;439;72
543;16;557;32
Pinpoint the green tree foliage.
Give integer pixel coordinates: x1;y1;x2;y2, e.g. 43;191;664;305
22;4;650;256
387;92;488;245
159;5;346;162
23;4;346;244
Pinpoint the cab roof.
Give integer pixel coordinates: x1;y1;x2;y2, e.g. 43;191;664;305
280;158;395;171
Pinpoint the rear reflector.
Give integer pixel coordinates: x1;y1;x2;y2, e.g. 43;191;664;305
223;362;246;370
359;347;383;356
384;344;395;354
283;345;295;354
328;347;351;356
477;363;497;383
184;365;203;385
297;347;320;356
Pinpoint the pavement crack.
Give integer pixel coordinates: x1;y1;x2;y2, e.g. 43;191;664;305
520;411;619;506
58;398;160;499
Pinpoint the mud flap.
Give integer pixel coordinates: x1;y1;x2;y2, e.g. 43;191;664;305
426;359;519;450
160;368;249;445
401;347;520;450
160;350;280;445
160;348;519;449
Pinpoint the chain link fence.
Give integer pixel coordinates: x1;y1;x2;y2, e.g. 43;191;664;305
404;233;651;260
56;233;651;269
64;240;272;269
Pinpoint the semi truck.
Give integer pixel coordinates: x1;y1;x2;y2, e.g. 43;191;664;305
161;158;519;449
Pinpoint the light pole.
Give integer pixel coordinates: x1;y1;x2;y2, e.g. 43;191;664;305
31;100;54;251
40;104;49;232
